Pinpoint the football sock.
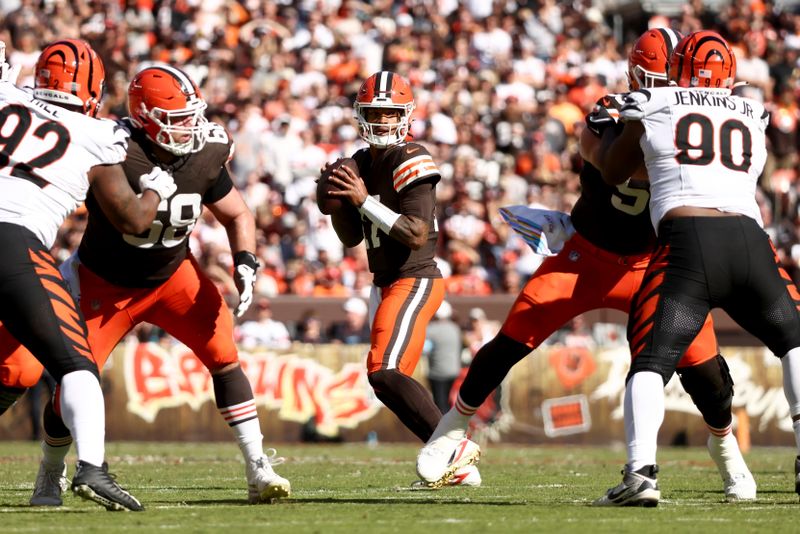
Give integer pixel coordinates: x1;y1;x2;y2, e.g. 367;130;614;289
458;333;529;408
427;399;473;443
212;366;264;462
624;371;664;471
707;428;749;477
41;398;72;467
59;370;104;466
781;349;800;451
368;369;441;442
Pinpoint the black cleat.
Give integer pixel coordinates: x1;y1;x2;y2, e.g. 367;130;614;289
71;461;144;512
593;464;660;507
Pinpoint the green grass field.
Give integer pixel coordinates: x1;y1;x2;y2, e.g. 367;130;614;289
0;441;798;533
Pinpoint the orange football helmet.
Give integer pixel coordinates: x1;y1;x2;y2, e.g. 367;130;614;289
628;28;683;90
354;71;415;148
668;30;737;89
34;39;105;117
128;65;208;156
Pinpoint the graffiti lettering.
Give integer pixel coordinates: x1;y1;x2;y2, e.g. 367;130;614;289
124;341;381;436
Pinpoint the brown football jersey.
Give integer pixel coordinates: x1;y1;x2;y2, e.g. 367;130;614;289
570;162;656;255
78;120;235;287
352;142;442;287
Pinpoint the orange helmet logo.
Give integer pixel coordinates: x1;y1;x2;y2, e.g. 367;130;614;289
354;71;415;148
34;39;105;117
128;65;208;156
628;28;683;90
668;30;737;89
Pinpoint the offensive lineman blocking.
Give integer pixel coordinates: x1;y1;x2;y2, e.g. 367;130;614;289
0;64;290;505
416;28;755;503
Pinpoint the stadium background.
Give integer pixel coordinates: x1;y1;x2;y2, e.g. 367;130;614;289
0;0;798;447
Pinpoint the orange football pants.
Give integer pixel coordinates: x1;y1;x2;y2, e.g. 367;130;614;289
367;277;444;375
500;232;718;368
0;255;238;389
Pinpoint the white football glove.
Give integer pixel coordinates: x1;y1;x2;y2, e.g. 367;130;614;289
139;167;177;201
0;41;21;85
233;251;259;318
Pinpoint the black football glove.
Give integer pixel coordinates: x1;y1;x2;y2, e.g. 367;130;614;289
586;102;616;137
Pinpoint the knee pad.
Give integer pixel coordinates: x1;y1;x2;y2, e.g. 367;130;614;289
677;355;733;428
0;384;27;415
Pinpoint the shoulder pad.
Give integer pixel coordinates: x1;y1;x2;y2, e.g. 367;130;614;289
392;143;439;192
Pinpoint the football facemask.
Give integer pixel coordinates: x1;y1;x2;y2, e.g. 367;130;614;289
128;65;208;156
354;71;415;148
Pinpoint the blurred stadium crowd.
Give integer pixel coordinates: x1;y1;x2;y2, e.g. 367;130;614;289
3;0;800;313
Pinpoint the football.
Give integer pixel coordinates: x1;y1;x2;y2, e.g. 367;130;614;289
317;157;359;215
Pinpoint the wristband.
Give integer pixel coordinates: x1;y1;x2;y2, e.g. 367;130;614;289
358;196;401;235
233;250;259;270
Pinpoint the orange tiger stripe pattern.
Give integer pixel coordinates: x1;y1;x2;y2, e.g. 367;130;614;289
28;249;93;362
668;30;736;89
629;245;669;357
770;240;800;307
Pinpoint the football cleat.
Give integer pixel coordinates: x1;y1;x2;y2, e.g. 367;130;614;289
448;464;481;487
593;464;660;507
30;461;68;506
723;472;757;502
71;461;144;511
410;464;482;490
706;434;756;501
416;437;480;488
247;449;291;504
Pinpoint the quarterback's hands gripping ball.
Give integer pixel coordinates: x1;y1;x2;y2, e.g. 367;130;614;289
317;157;361;214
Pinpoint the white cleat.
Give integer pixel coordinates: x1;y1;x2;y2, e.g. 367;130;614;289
448;464;481;487
30;461;68;506
416;437;480;488
247;449;291;504
723;472;757;502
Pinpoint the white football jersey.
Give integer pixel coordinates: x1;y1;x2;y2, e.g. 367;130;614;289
620;86;768;231
0;82;129;247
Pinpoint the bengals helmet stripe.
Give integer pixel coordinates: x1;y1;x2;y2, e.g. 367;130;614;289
669;31;736;89
34;39;105;117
